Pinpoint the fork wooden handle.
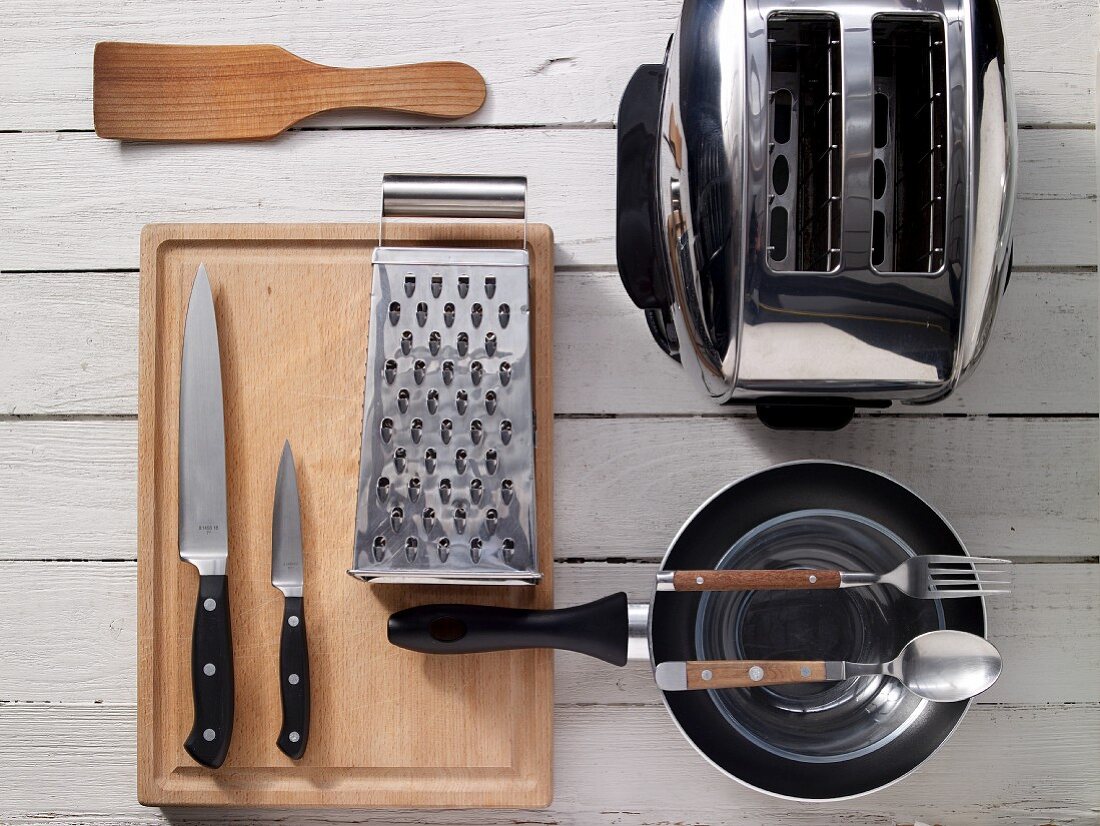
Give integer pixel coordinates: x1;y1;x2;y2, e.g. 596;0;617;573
667;570;841;591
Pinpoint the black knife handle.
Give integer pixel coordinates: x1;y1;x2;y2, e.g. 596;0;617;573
184;574;234;768
277;596;310;759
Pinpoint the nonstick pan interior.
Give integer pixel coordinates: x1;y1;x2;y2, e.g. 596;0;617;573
651;461;985;800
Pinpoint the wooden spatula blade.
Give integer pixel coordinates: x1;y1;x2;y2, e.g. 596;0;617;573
93;42;487;141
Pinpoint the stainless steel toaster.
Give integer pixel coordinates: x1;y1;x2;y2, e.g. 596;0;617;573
617;0;1017;428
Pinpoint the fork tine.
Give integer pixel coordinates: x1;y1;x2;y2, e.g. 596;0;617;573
920;555;1011;565
928;577;1012;585
928;568;1010;576
927;589;1011;598
929;579;1013;586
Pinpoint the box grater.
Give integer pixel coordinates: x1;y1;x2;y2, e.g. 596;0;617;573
350;175;539;585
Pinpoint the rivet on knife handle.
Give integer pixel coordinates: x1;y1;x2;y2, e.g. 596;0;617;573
184;575;235;768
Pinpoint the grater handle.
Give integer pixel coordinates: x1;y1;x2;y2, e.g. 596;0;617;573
381;174;526;220
387;593;629;666
379;174;528;247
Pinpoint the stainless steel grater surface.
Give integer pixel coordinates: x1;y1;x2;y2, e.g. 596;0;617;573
350;175;538;585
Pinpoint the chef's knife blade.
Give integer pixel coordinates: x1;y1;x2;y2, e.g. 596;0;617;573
179;264;234;768
272;440;309;759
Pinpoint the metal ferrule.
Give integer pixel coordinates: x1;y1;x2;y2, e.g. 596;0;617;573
654;571;676;591
627;602;651;661
838;571;880;588
840;660;885;679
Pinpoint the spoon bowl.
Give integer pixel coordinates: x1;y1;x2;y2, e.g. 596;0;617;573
890;630;1002;702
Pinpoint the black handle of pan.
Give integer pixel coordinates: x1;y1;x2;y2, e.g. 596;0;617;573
387;593;630;666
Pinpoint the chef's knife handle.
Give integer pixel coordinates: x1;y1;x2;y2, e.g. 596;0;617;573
184;574;234;768
387;593;630;666
277;596;310;759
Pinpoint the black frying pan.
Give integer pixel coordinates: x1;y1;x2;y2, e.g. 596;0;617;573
389;462;986;799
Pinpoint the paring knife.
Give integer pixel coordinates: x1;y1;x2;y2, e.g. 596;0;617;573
272;441;310;759
178;264;234;768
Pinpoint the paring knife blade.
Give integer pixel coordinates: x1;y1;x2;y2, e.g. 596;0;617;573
272;440;309;759
178;264;234;768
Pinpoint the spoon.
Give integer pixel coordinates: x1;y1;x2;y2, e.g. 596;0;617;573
654;630;1002;702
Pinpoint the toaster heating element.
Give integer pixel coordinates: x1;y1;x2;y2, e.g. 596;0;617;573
617;0;1017;429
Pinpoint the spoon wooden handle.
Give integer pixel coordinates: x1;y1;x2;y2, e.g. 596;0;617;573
660;569;842;591
93;42;487;141
655;660;831;691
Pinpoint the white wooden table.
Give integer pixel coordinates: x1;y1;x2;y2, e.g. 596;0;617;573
2;1;1098;823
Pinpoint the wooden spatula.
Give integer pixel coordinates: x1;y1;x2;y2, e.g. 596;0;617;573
93;42;487;141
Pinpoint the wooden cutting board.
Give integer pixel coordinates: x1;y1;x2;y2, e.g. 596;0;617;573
137;222;553;807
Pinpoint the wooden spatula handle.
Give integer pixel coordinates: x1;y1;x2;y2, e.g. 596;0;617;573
666;569;842;591
686;660;828;690
290;61;487;119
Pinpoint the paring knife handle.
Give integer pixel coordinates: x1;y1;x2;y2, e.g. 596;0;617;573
277;596;310;759
184;574;234;768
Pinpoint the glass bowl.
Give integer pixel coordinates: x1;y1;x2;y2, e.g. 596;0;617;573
694;509;945;763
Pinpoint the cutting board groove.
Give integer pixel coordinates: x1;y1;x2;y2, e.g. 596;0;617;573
137;222;553;807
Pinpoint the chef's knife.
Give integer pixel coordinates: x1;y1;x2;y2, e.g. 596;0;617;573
272;440;309;759
178;264;234;768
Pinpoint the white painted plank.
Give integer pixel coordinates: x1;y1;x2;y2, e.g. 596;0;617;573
1;130;1094;271
1;271;1094;416
0;0;1094;128
0;418;1095;561
0;272;138;416
0;561;1093;705
0;703;1095;824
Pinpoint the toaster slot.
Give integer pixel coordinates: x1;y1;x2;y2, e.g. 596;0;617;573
766;14;842;273
871;16;947;274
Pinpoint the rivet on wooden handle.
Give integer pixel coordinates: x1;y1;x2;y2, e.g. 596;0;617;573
670;569;841;591
686;660;828;690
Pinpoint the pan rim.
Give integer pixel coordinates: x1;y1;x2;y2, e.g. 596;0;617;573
646;459;988;802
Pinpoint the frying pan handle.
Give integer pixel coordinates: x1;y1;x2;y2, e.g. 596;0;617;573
387;593;630;666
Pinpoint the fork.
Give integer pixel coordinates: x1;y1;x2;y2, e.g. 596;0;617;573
655;556;1012;599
